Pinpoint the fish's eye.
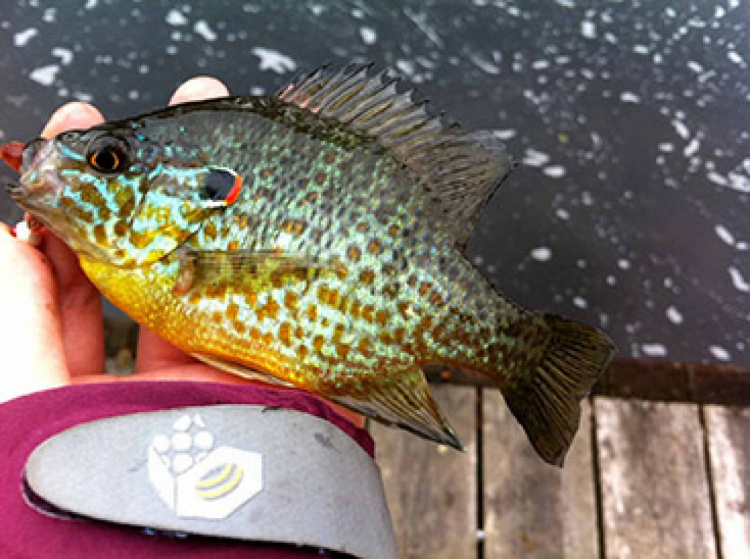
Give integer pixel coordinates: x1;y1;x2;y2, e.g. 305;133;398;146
86;136;129;175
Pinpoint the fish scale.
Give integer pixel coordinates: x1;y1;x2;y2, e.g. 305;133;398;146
2;63;615;466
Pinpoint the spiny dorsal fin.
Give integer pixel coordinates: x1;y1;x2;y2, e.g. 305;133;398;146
277;63;514;249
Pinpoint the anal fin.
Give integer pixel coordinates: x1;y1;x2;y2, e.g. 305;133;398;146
331;369;463;451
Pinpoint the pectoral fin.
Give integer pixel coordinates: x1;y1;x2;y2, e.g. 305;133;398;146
173;248;338;295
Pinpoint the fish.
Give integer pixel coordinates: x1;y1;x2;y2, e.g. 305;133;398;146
2;63;614;466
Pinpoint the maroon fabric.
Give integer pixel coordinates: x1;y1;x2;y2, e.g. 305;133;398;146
0;381;374;559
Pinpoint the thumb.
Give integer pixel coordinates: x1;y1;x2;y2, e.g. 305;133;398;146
0;223;68;401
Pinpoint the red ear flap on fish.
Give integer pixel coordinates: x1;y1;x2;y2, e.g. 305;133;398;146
201;166;244;208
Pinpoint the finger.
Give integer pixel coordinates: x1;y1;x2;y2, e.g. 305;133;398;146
41;101;105;139
0;223;68;400
38;102;108;378
135;327;198;374
168;76;229;105
42;231;106;378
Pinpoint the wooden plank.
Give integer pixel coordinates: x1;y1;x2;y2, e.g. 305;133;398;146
482;392;598;558
425;358;750;407
371;386;477;559
705;405;750;557
595;398;718;559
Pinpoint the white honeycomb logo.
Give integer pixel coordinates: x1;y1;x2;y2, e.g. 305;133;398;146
147;413;263;519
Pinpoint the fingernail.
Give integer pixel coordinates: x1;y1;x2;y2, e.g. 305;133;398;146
169;77;230;105
41;102;105;139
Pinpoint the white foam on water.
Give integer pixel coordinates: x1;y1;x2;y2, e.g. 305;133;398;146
523;148;549;167
166;9;188;26
492;129;516;140
620;92;641;103
709;345;731;361
671;119;690;140
29;64;59;86
52;47;73;65
543;165;566;178
642;343;667;357
194;20;217;41
13;28;37;47
715;224;735;246
707;171;728;186
395;59;416;76
469;53;501;75
403;7;443;48
666;306;683;325
728;50;744;65
530;247;552;262
727;171;750;193
728;267;750;292
359;26;377;45
251;47;297;73
581;20;596;39
683;138;700;157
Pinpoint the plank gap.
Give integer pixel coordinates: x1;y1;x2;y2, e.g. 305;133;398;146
589;397;607;559
700;405;725;559
476;388;485;559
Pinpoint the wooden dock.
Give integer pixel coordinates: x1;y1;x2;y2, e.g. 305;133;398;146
103;320;749;558
373;385;750;558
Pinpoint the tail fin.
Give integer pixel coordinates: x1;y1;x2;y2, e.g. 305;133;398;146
500;314;615;467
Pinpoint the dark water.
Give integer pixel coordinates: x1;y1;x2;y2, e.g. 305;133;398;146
0;0;748;365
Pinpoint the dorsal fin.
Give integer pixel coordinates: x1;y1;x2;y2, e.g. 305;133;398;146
277;63;514;249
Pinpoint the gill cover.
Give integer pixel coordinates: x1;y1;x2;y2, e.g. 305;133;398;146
118;165;241;266
42;130;242;268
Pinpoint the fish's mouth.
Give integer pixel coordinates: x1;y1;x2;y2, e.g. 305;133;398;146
1;138;63;201
5;180;24;197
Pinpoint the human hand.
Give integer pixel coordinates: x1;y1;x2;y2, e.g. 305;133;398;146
0;78;252;403
0;78;362;426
